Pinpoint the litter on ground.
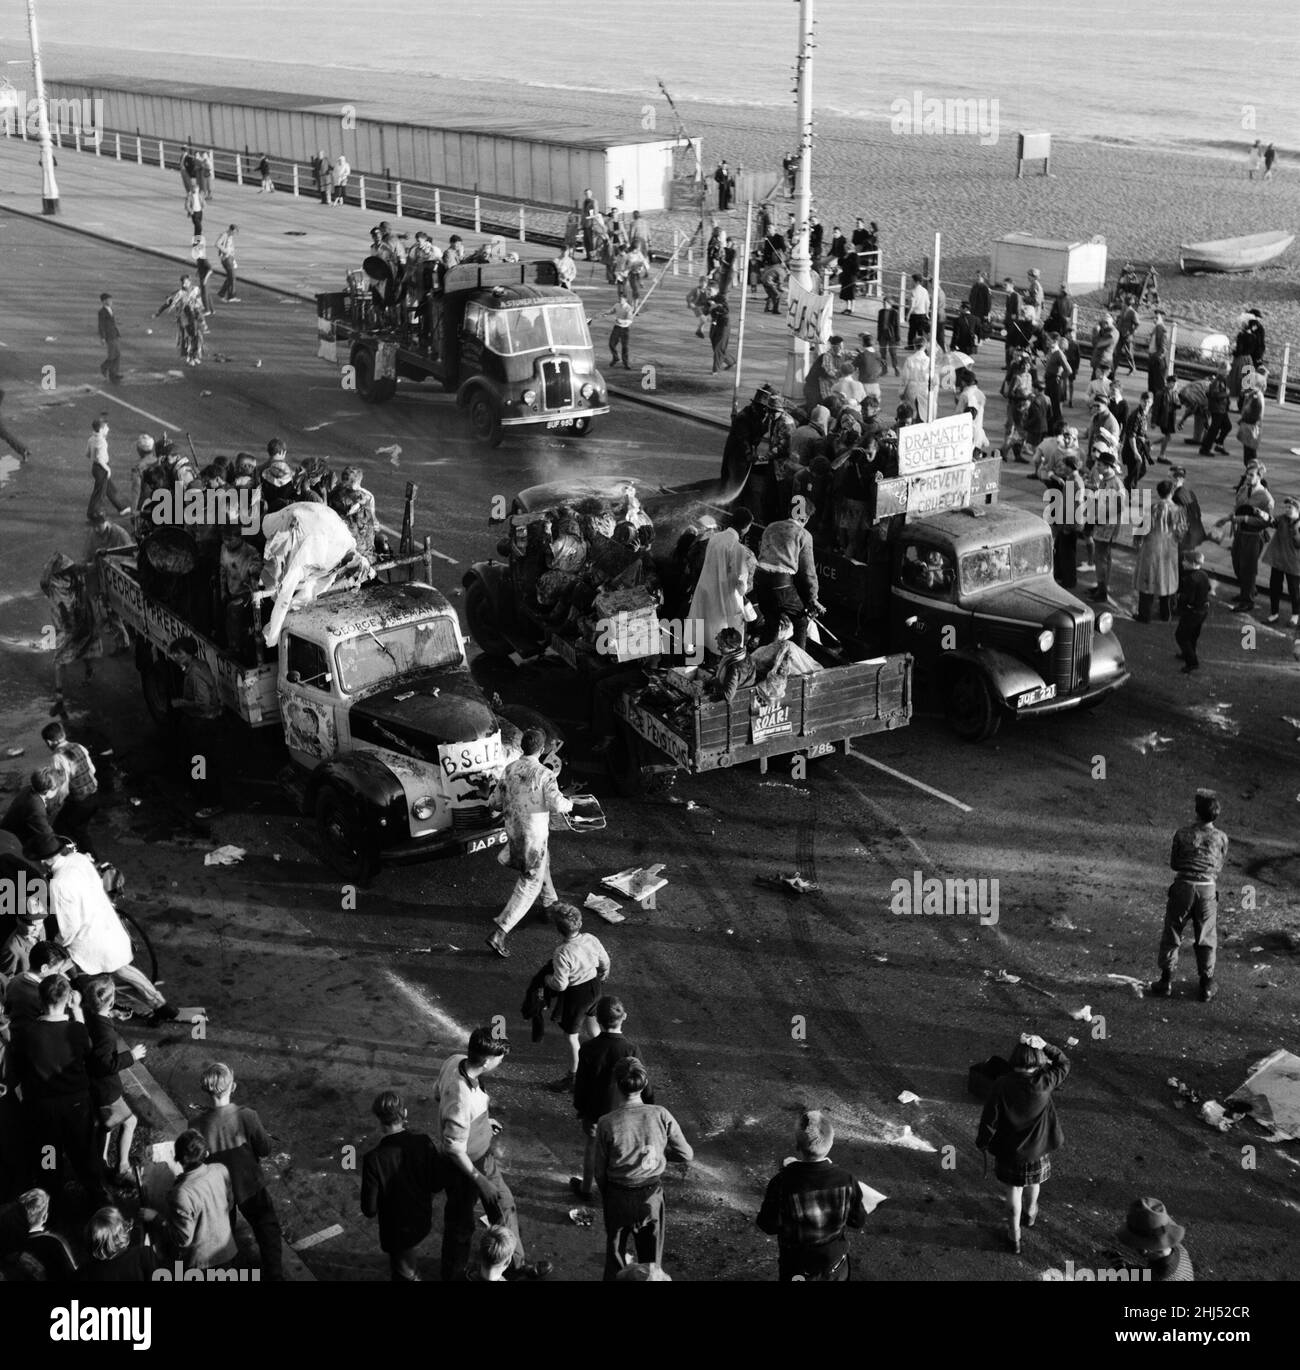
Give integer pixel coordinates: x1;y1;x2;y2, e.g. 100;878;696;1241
1070;1005;1093;1021
1226;1050;1300;1142
897;1091;920;1104
755;873;821;895
584;892;626;923
602;864;666;901
203;844;246;866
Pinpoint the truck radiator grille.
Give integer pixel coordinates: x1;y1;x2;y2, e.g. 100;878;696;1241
451;804;493;832
1052;615;1093;692
540;358;573;409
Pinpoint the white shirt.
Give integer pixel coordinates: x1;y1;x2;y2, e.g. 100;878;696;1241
216;231;235;258
909;284;930;316
49;851;132;976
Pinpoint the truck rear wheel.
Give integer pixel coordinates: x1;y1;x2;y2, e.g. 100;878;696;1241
352;346;396;404
140;658;178;728
944;667;1001;743
468;393;503;447
465;580;512;658
315;787;379;883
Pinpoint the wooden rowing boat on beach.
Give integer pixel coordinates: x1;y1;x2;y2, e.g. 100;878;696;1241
1179;230;1294;274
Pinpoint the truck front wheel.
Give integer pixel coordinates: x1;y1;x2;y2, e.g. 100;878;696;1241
315;787;380;883
944;667;1001;743
468;393;503;447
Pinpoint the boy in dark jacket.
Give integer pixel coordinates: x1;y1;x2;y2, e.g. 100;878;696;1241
570;997;647;1201
360;1089;442;1282
1174;549;1212;673
193;1061;283;1279
976;1035;1070;1253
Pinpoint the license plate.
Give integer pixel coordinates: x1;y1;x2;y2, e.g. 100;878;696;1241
805;741;836;760
466;831;508;855
546;418;576;430
1017;683;1057;707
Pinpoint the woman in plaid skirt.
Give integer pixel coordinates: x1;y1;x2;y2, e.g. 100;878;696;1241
976;1035;1070;1254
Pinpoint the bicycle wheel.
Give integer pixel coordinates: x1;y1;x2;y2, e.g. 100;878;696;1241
120;911;158;983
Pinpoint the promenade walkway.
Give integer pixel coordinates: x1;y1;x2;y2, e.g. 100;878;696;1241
3;132;1299;603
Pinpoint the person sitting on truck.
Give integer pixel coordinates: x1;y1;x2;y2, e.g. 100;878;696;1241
536;515;590;625
708;627;757;703
754;503;823;649
259;459;297;520
218;525;263;660
329;466;379;562
830;445;873;559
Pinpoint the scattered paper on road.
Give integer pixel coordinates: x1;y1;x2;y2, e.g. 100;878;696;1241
859;1182;888;1213
897;1091;920;1104
584;892;626;923
1226;1050;1300;1142
1070;1005;1093;1021
204;844;246;866
603;864;667;901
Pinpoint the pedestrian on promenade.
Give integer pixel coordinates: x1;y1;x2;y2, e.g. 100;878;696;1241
1237;371;1266;465
1147;309;1170;392
714;160;733;211
97;293;122;385
709;296;734;373
321;155;334;206
783;151;798;196
1134;480;1185;622
1198;363;1232;455
193;1062;283;1279
360;1089;441;1282
191;235;215;316
906;273;930;348
756;1110;869;1281
877;297;901;375
569;995;642;1201
976;1034;1070;1254
543;904;610;1089
1149;790;1227;1002
185;184;204;235
1152;373;1180;460
181;145;198;192
594;1057;693;1280
41;722;99;859
310;150;325;199
257;154;275;194
968;269;991;341
1090;311;1117;379
1174;548;1212;672
1115;1198;1194;1282
1262;495;1300;626
215;224;240;303
1227;461;1274;612
1247;139;1263;179
1114;300;1139;375
581;187;597;259
485;729;572;959
1263;142;1276;181
332;154;350;205
199;151;214;200
433;1027;551;1281
81;977;145;1185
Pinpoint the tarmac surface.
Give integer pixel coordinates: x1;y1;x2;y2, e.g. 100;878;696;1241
1;147;1299;1283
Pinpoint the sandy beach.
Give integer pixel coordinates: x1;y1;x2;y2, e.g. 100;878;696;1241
27;42;1300;349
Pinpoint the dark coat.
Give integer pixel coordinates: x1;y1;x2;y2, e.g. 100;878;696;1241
1;787;57;857
359;1130;442;1254
977;1045;1069;1162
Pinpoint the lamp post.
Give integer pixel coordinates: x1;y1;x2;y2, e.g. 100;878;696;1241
26;0;59;214
781;0;814;407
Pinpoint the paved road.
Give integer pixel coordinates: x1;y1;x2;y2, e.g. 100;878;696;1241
2;216;1298;1281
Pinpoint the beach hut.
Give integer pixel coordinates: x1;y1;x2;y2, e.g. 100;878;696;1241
990;233;1108;295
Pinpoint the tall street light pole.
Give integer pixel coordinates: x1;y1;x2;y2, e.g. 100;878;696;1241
26;0;59;214
781;0;814;406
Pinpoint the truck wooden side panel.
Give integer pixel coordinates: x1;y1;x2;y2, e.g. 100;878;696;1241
100;548;279;727
617;656;912;774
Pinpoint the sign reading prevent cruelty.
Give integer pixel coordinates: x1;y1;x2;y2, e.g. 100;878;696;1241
876;456;1001;521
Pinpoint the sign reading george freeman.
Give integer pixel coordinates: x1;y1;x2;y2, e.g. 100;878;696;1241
897;413;975;476
786;280;833;345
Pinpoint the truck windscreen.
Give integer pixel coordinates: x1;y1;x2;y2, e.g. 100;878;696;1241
488;304;589;356
959;534;1052;592
334;618;463;694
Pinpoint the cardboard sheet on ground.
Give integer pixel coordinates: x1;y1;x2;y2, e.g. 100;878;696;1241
204;844;246;866
1227;1049;1300;1141
584;893;626;923
603;864;667;900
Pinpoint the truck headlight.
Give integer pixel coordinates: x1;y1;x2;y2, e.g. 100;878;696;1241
580;382;595;400
1037;629;1055;653
522;389;536;405
412;797;437;821
1096;611;1114;636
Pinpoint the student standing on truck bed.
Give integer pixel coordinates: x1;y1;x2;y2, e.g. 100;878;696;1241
754;502;824;649
168;636;225;821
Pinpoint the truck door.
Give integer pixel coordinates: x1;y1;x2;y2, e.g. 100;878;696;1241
279;633;343;765
460;300;486;380
889;539;968;663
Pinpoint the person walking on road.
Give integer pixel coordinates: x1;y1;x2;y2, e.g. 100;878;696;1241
1227;461;1275;612
360;1090;441;1281
190;235;215;316
976;1034;1070;1254
1262;495;1300;626
543;904;610;1089
433;1027;551;1282
485;729;572;959
607;296;633;370
1174;548;1212;673
215;224;240;303
1149;789;1228;1002
97;293;122;385
569;995;642;1201
709;296;734;374
756;1110;869;1281
185;184;204;235
594;1056;693;1280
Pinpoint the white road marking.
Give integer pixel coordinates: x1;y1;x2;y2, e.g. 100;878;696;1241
302;421;333;432
292;1224;345;1250
845;744;973;813
88;387;181;432
384;969;477;1047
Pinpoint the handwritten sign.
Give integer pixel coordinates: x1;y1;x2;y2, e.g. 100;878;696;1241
897;413;975;476
786;280;832;345
437;732;503;779
617;696;691;768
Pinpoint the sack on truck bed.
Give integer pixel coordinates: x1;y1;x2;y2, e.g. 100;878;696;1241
260;502;372;647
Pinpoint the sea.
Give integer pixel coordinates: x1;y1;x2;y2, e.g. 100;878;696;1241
2;0;1296;155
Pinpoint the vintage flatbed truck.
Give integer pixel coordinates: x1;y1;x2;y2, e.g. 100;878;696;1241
101;538;559;880
461;476;913;794
316;259;609;445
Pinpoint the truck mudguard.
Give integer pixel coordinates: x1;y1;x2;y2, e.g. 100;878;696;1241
305;752;409;842
935;644;1047;705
